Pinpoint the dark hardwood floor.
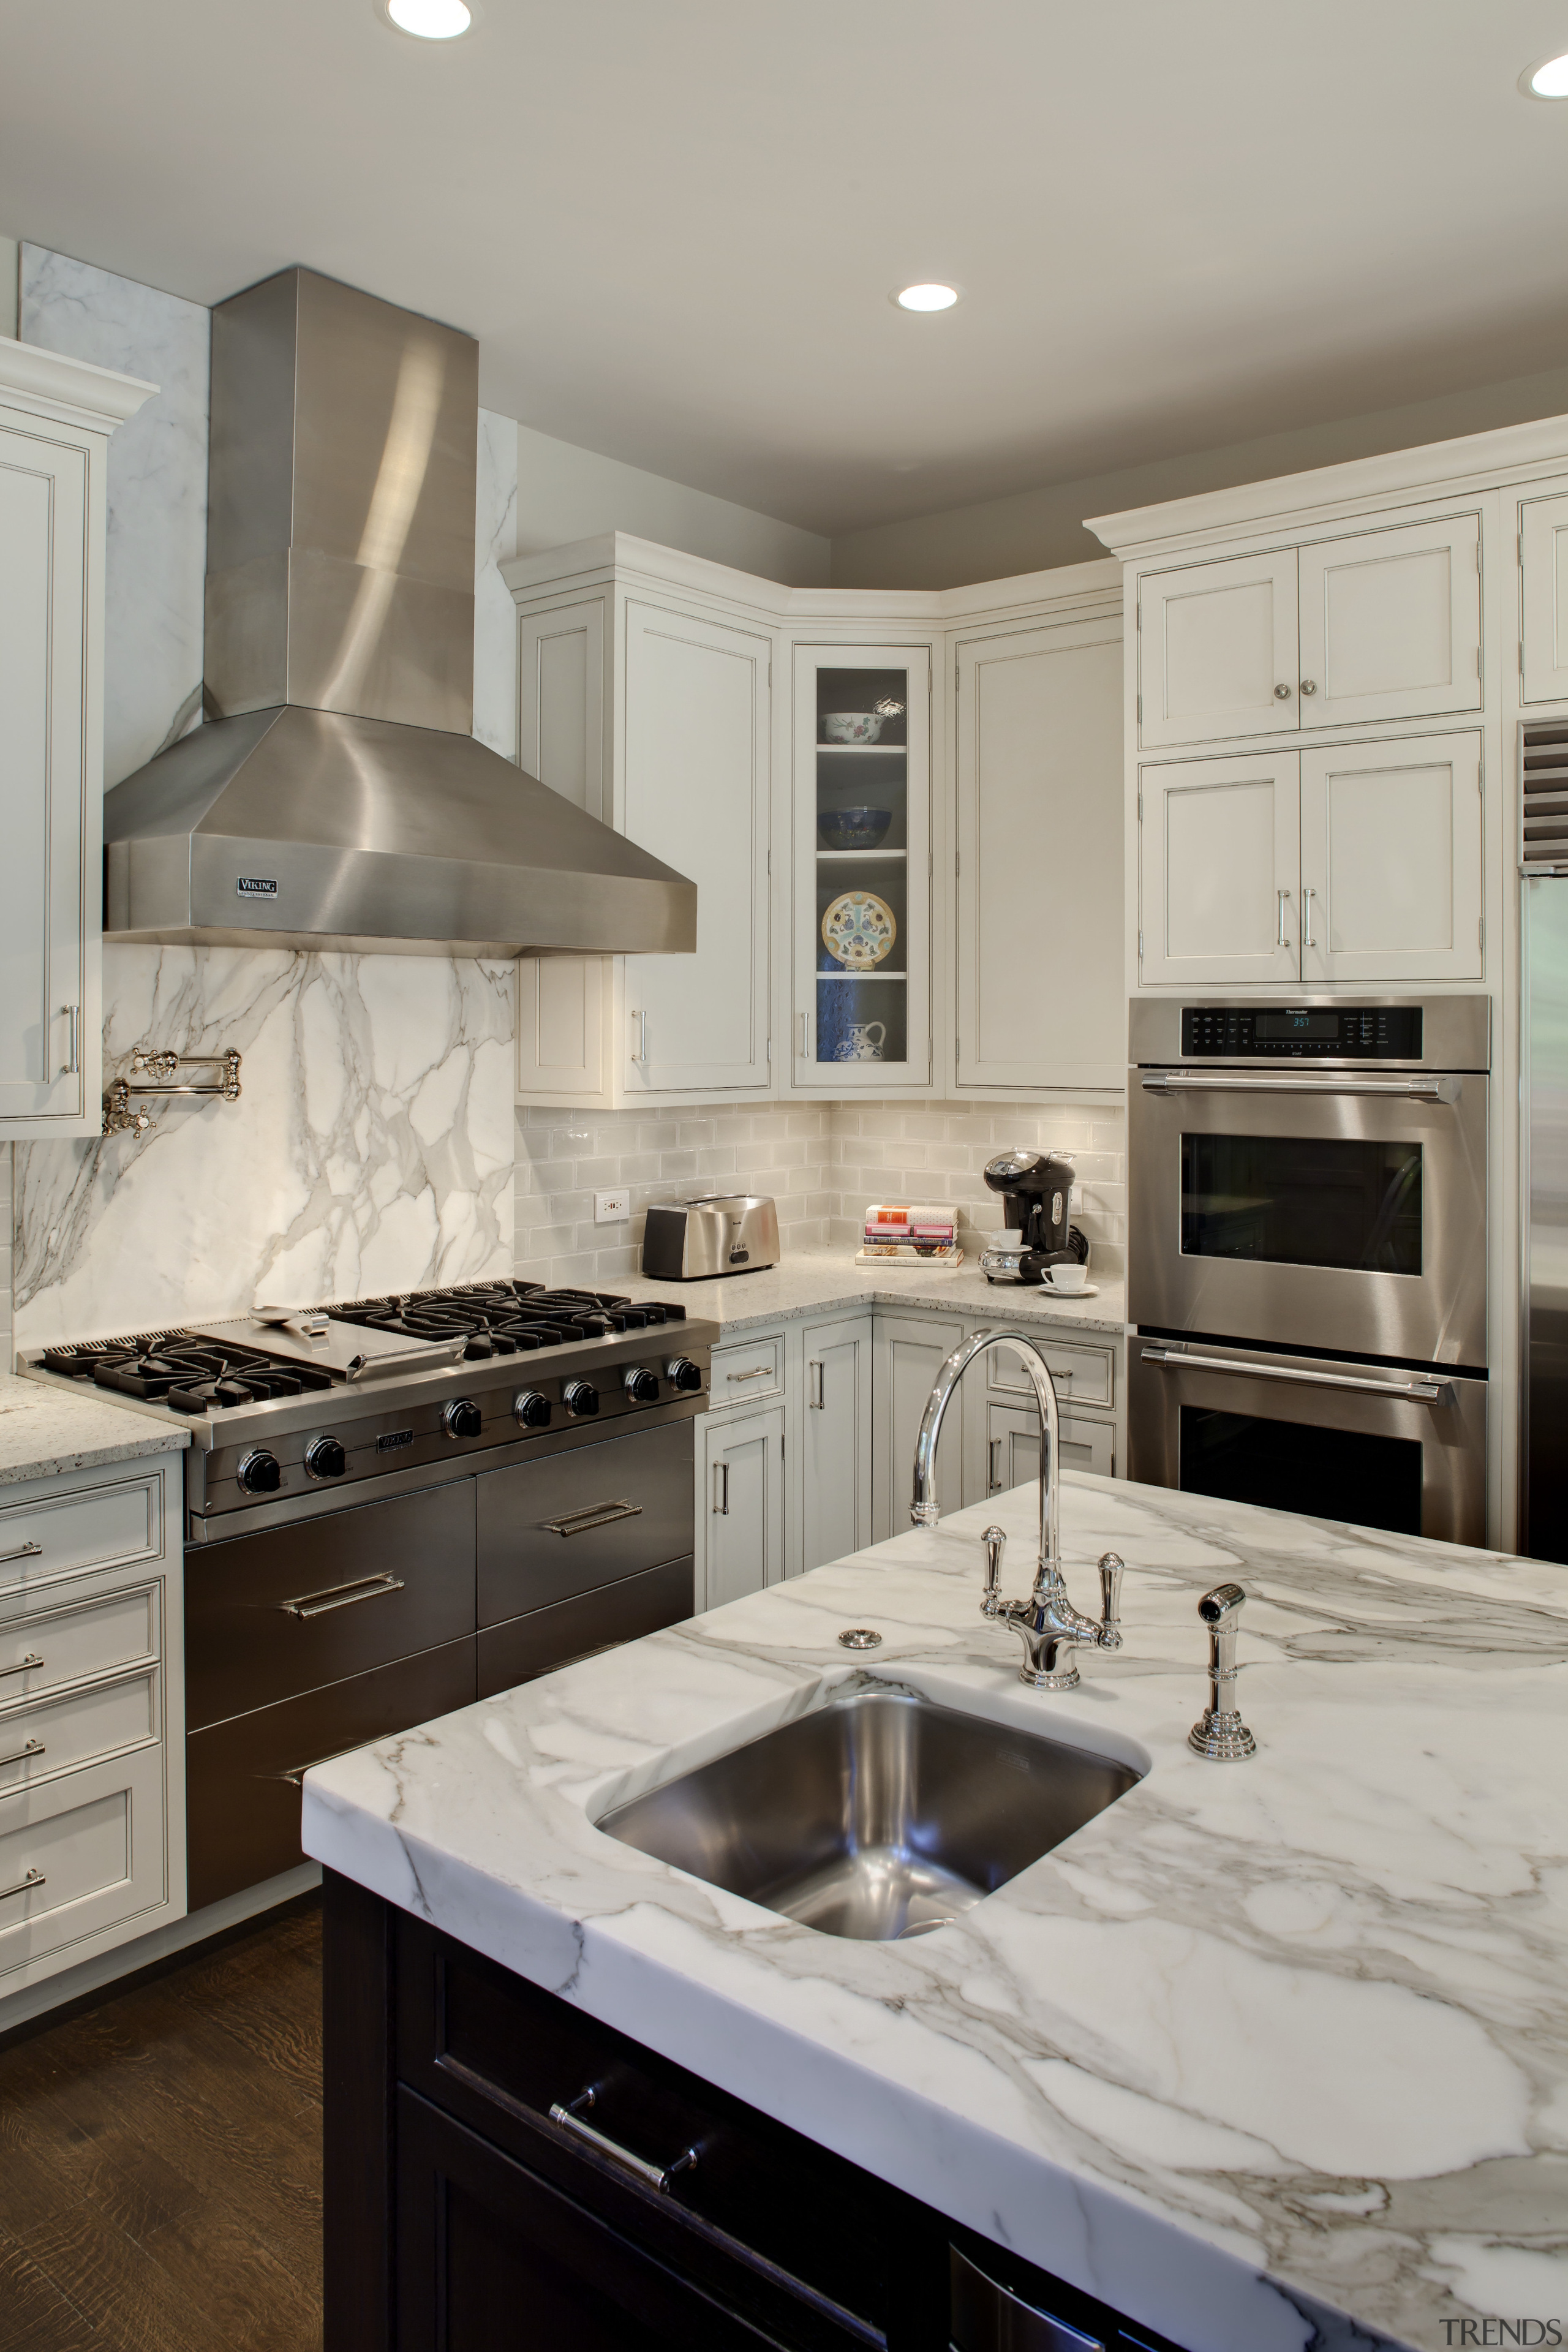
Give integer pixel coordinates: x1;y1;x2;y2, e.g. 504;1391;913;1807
0;1899;323;2352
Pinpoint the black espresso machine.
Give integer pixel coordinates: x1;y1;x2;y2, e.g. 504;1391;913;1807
982;1148;1084;1284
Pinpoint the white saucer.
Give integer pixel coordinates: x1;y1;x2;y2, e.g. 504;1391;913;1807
1039;1282;1099;1298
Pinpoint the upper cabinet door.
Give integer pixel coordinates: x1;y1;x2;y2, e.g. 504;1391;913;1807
516;595;606;817
1299;732;1482;984
793;644;933;1092
0;420;96;1134
622;600;772;1096
1520;491;1568;703
955;620;1122;1089
1137;549;1299;747
1139;751;1300;985
1297;514;1481;730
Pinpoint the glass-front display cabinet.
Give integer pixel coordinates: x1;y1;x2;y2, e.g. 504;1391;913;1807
792;644;932;1091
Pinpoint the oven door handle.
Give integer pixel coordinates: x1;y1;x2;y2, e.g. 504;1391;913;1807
1139;1345;1450;1403
1139;1071;1462;1102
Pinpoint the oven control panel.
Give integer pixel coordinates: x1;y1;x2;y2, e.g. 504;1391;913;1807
1180;1006;1423;1059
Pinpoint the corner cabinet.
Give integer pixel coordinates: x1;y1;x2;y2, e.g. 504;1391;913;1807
0;338;152;1139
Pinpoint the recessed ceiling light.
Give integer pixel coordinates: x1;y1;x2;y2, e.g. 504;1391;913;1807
1521;49;1568;96
893;284;960;313
381;0;473;39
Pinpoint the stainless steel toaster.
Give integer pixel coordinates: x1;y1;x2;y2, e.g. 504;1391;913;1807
641;1194;780;1280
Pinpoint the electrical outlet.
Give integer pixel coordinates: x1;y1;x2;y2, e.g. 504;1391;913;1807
594;1189;630;1224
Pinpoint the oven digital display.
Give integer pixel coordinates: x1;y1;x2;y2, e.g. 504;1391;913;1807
1254;1011;1340;1041
1180;1007;1423;1058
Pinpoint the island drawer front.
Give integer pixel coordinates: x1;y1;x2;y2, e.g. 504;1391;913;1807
185;1480;476;1732
0;1748;168;1977
0;1473;163;1596
0;1667;159;1795
186;1636;477;1912
477;1423;693;1626
395;1915;912;2347
0;1580;160;1703
476;1558;693;1697
707;1334;785;1408
986;1338;1114;1409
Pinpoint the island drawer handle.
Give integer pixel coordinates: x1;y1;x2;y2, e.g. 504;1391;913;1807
725;1366;772;1384
1140;1346;1447;1403
549;2088;697;2195
540;1499;642;1538
0;1738;44;1770
0;1544;43;1567
0;1868;45;1902
277;1574;406;1619
0;1654;45;1681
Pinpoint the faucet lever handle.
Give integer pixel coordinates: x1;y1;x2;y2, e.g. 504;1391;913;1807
1096;1553;1124;1648
1188;1581;1256;1760
981;1526;1006;1618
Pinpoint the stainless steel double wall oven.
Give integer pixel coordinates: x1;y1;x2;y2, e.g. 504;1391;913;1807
1128;997;1490;1544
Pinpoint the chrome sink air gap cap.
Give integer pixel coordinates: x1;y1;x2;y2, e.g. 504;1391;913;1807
102;268;695;959
838;1627;883;1650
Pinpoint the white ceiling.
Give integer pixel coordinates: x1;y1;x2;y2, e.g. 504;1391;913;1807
6;0;1568;536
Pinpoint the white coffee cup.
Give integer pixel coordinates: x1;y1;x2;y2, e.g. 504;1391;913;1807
1044;1261;1088;1294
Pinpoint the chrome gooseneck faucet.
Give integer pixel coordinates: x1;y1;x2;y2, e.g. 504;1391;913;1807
910;1327;1123;1691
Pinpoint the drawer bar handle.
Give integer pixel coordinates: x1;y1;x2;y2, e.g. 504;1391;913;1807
540;1499;642;1538
549;2088;698;2195
0;1653;45;1681
0;1544;43;1567
277;1573;406;1620
0;1867;44;1902
266;1743;365;1789
0;1738;44;1770
725;1366;771;1384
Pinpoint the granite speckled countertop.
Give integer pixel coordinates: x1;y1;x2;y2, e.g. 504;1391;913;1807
304;1472;1568;2352
0;1370;189;1485
615;1243;1126;1337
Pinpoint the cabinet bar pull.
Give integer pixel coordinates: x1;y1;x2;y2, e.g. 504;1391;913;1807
277;1572;405;1619
62;1005;80;1077
726;1366;771;1384
713;1462;729;1515
549;2088;698;2195
540;1499;642;1538
809;1359;825;1409
989;1438;1001;1491
0;1653;44;1681
0;1544;43;1567
798;1011;810;1060
1302;884;1316;949
631;1009;649;1066
0;1868;44;1902
1276;887;1290;948
1140;1344;1447;1403
0;1738;44;1770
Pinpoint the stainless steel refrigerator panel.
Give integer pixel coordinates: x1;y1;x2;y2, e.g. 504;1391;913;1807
1524;878;1568;1560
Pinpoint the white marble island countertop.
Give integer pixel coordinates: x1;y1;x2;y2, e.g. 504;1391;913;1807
0;1369;190;1485
615;1241;1126;1336
303;1475;1568;2352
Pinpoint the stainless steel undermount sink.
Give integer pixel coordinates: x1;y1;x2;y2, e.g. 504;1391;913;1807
598;1686;1143;1941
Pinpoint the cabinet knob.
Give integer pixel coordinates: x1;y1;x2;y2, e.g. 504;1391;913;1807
1300;678;1317;696
1273;682;1292;700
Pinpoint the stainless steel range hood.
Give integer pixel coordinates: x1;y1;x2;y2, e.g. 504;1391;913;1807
103;268;695;957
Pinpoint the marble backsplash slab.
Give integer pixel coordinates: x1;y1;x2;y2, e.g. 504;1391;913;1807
13;950;514;1349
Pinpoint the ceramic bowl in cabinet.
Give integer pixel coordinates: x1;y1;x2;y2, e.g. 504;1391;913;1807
818;808;893;851
821;712;884;744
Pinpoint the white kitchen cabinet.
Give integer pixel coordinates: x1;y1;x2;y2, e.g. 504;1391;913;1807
1297;514;1480;731
1137;548;1300;748
800;1313;872;1574
1300;732;1483;983
984;1401;1114;1498
1520;488;1568;703
792;644;933;1093
872;1311;968;1542
1139;751;1301;984
0;342;151;1138
954;618;1123;1090
702;1405;784;1610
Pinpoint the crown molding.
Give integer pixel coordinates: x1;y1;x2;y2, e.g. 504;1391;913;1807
0;334;158;435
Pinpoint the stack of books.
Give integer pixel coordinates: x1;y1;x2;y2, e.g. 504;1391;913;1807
854;1202;963;1270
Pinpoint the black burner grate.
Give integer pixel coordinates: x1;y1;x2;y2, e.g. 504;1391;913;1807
38;1333;337;1414
322;1279;686;1360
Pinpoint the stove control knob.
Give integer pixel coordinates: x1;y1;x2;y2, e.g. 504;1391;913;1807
563;1379;600;1418
622;1366;660;1404
513;1390;551;1430
443;1398;484;1440
237;1447;282;1495
665;1357;703;1394
304;1435;347;1480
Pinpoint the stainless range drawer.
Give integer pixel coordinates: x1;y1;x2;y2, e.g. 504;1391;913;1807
478;1422;693;1627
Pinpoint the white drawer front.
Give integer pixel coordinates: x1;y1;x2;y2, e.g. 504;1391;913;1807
0;1747;168;1974
0;1669;159;1795
709;1334;785;1408
987;1337;1114;1409
0;1582;160;1702
0;1474;163;1596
